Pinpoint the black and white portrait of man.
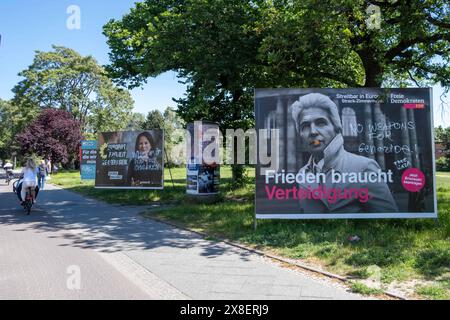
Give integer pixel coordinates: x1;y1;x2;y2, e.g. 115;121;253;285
291;93;398;213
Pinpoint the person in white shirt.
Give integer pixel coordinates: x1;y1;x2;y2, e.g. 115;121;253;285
20;158;38;203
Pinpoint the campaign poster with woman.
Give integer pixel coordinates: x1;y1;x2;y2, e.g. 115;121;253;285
95;130;164;189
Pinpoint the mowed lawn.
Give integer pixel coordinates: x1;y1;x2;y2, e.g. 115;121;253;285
50;168;450;299
437;172;450;189
49;166;212;204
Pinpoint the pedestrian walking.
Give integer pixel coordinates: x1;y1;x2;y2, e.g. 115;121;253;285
37;160;48;190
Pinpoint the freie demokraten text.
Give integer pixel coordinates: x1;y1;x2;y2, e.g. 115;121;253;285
264;169;394;204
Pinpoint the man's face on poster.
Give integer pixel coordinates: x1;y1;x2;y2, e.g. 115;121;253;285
298;108;337;156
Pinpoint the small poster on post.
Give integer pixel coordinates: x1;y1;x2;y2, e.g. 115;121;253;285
80;140;97;180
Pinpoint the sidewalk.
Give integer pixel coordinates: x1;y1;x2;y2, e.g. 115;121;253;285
1;182;365;300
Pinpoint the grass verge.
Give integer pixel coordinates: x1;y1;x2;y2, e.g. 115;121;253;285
51;168;450;299
350;282;384;296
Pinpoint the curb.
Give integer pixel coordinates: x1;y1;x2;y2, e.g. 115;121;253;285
143;212;407;301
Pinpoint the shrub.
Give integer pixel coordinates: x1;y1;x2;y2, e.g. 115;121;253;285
436;157;450;171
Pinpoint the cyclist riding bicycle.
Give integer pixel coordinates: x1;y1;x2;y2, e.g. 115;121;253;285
17;158;39;205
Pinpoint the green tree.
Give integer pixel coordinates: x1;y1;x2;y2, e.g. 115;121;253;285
87;86;134;133
261;0;450;88
104;0;263;184
12;46;134;133
142;110;165;130
141;108;186;166
435;126;450;149
435;126;450;171
0;98;34;162
16;109;83;168
126;112;146;130
163;107;185;166
103;0;261;129
163;107;184;139
0;99;13;160
103;0;449;105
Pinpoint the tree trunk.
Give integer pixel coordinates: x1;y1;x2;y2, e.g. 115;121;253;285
230;88;246;189
231;133;246;188
364;68;383;87
231;164;246;188
358;49;383;87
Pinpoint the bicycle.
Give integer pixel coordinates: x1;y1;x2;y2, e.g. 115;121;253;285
12;179;19;193
13;180;37;215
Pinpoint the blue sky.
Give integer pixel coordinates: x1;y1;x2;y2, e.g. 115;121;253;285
0;0;448;126
0;0;187;115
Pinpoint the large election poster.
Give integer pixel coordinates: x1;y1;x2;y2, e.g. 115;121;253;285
95;130;164;189
255;88;437;219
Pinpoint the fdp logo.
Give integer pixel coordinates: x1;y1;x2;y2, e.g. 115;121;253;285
404;103;425;109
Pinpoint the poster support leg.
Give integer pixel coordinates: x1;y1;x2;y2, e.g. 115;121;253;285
164;151;175;188
253;215;257;231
